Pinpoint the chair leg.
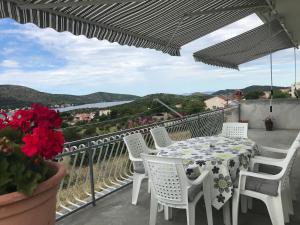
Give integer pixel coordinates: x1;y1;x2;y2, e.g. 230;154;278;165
148;179;151;194
281;191;290;223
186;204;195;225
289;179;297;201
132;173;143;205
241;196;248;213
286;187;294;215
232;190;240;225
223;201;231;225
265;196;285;225
164;206;172;220
158;204;163;212
247;197;253;210
149;195;158;225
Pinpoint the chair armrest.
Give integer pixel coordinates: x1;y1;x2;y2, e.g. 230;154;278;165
148;149;159;155
254;156;283;162
260;146;288;154
239;170;281;181
250;156;284;168
129;155;143;162
188;170;209;186
237;170;282;191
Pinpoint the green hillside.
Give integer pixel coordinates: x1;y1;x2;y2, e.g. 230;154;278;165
213;85;286;96
0;85;140;109
109;93;208;117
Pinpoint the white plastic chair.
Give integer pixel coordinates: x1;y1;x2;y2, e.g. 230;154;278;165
256;145;298;202
221;122;248;138
232;132;300;225
123;133;158;205
245;131;300;222
141;154;213;225
150;127;175;148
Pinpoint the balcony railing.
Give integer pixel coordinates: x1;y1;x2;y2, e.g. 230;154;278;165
55;107;238;221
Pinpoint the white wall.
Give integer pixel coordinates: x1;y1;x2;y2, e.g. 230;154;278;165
240;99;300;129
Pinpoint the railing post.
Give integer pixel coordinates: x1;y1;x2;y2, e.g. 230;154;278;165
88;146;96;206
222;109;225;123
238;103;241;122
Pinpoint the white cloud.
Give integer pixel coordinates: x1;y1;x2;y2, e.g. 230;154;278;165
0;59;19;68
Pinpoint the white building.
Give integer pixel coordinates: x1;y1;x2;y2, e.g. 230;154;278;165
204;96;230;110
99;109;111;116
291;82;300;98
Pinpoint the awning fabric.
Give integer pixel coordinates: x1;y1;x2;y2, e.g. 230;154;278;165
193;20;295;69
0;0;266;56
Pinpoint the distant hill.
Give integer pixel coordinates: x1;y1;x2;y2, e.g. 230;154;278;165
0;85;140;109
106;93;207;118
212;85;287;96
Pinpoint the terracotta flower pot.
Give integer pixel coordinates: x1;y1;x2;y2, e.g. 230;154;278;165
0;161;65;225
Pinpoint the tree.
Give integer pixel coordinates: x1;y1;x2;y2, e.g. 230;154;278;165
245;91;264;100
272;90;290;99
182;100;205;115
61;121;69;128
63;128;82;142
84;126;96;136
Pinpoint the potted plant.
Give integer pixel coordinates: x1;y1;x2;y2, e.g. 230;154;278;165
0;104;65;225
264;116;274;131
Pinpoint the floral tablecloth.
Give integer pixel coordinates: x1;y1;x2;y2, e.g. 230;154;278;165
157;136;258;209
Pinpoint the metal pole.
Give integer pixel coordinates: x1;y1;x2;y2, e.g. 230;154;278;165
238;104;241;122
153;98;183;118
88;147;96;206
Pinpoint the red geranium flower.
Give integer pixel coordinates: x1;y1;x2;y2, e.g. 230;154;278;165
0;111;9;129
31;104;63;129
22;127;64;159
9;109;34;132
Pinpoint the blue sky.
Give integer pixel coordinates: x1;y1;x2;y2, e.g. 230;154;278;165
0;14;298;96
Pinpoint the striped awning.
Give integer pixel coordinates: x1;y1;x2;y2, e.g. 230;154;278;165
0;0;268;56
193;19;295;70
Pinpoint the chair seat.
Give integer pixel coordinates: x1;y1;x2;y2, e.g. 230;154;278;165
134;168;145;174
234;176;279;196
246;177;279;196
258;164;282;175
133;161;145;174
188;184;202;202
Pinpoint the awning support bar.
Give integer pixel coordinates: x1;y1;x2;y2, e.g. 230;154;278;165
264;0;298;48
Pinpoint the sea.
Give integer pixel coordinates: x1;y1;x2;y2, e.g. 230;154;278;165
56;101;131;112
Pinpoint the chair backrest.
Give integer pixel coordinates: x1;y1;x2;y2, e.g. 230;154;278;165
221;122;248;138
150;127;173;148
123;133;149;173
141;153;190;207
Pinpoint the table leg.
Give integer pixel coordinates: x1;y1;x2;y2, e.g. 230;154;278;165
203;176;213;225
223;201;231;225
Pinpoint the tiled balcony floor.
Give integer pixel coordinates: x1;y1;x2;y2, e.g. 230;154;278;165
57;129;300;225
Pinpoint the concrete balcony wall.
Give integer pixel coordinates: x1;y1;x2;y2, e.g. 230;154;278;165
224;107;239;122
240;99;300;129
